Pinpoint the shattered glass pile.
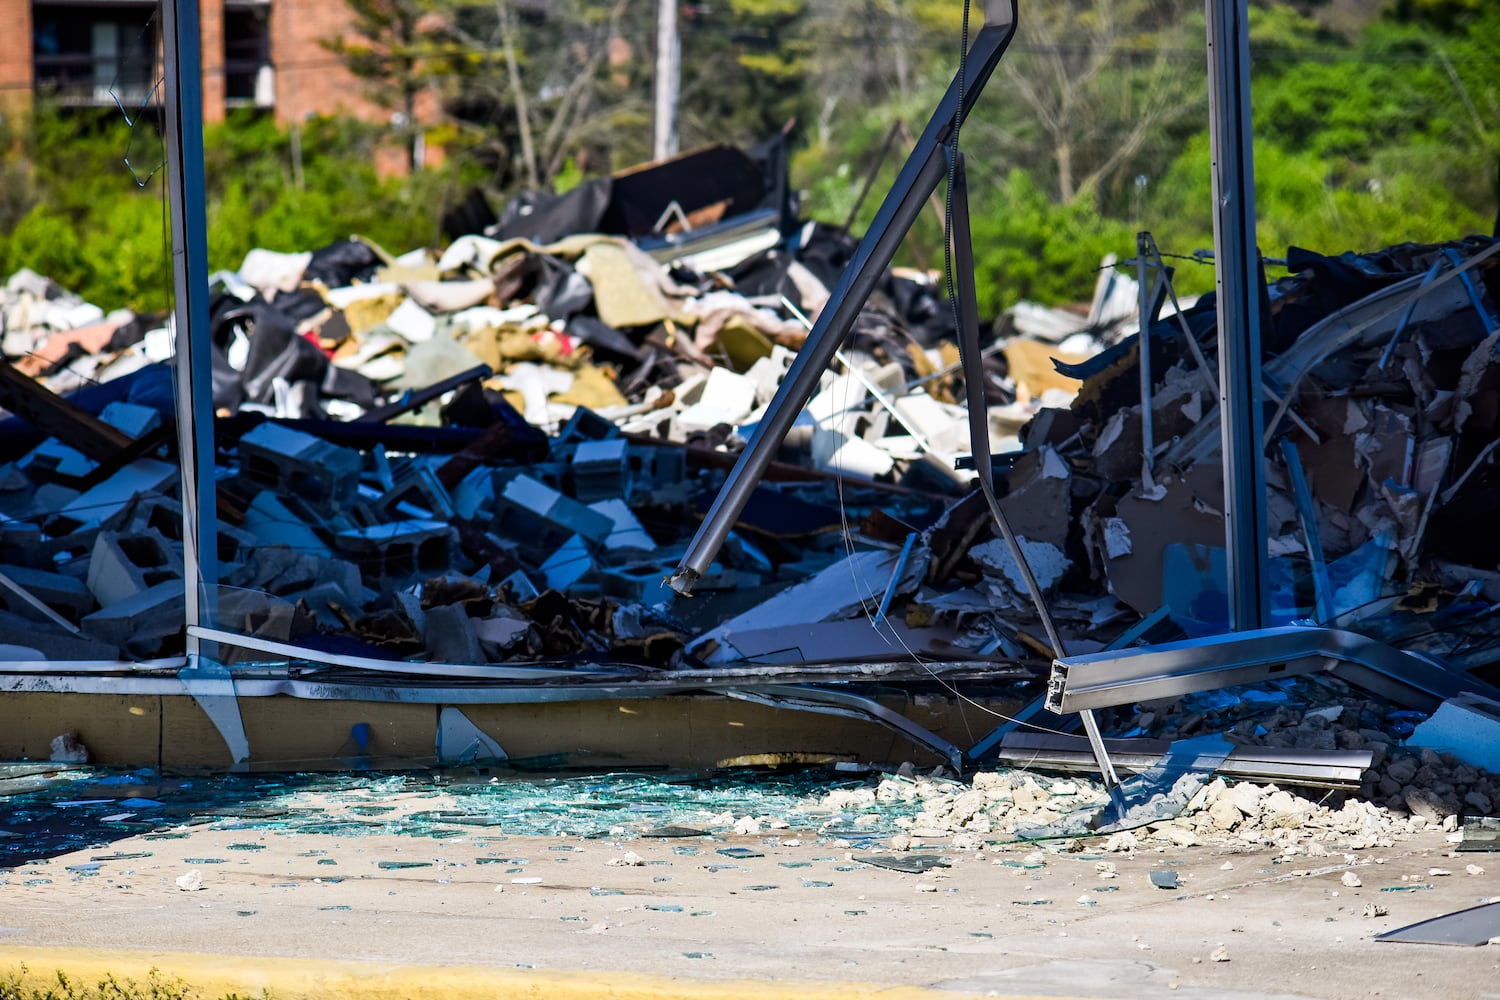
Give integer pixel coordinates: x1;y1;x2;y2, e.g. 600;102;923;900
0;743;1469;875
0;763;927;867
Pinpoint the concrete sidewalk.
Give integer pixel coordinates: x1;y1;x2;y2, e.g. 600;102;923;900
0;825;1494;999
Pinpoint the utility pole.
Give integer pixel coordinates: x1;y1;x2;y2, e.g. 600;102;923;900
653;0;679;161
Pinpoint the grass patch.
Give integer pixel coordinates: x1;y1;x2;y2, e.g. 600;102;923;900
0;966;265;1000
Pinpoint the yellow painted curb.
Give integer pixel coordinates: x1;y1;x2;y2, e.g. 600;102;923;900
0;947;1077;1000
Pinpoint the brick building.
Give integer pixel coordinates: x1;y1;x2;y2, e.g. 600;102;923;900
0;0;387;125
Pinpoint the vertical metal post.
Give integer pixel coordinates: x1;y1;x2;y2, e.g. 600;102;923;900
653;0;679;161
668;11;1018;594
161;0;219;655
1205;0;1269;630
1135;233;1156;491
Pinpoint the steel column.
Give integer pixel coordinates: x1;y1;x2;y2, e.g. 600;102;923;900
667;3;1018;594
1205;0;1269;630
162;0;220;655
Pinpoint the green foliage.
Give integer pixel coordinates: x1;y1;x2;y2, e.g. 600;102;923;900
967;169;1136;314
0;106;472;313
0;964;265;1000
1386;0;1486;34
805;0;1498;310
3;0;1497;322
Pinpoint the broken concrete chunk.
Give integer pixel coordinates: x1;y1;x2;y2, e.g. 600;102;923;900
86;530;182;608
423;603;482;663
493;474;614;552
969;537;1069;593
53;459;177;533
677;368;759;432
80;579;184;655
333;520;457;586
239;424;360;515
49;732;89;763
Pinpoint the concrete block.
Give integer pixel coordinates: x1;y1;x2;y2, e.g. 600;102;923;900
423;604;482;663
376;467;455;521
589;499;656;558
553;407;619;447
51;458;176;532
0;609;118;661
243;491;331;558
213;522;257;566
33;522;98;563
627;445;689;501
0;523;43;567
98;401;162;438
120;495;183;538
541;536;597;592
491;474;614;561
239;423;360;515
571;438;631;503
87;530;182;608
80;579;184;654
333;519;457;586
451;467;495;520
0;564;94;619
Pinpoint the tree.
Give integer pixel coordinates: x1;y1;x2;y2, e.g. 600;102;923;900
322;0;452;171
990;0;1203;207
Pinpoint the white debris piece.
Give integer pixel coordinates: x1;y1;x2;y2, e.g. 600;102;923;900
969;537;1070;591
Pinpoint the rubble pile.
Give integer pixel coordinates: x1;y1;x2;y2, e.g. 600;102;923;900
820;765;1426;856
1;143;1499;829
9;237;1498;671
808;666;1500;842
909;238;1500;663
1103;678;1500;819
0;211;988;663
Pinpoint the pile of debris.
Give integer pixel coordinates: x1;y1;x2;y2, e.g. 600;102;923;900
0;232;1497;678
822;677;1500;853
1;137;1499;827
0;138;1110;667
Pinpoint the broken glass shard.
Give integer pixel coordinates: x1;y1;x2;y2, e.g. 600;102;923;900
852;854;950;874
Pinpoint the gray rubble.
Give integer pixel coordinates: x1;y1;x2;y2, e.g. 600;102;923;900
2;211;1500;831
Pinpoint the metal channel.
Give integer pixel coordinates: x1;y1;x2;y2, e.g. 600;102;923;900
1205;0;1269;630
668;0;1018;594
995;733;1372;789
161;0;220;656
724;685;963;771
1047;625;1500;715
